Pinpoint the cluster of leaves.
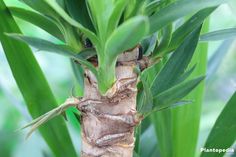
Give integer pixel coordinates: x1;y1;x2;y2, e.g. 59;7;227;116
1;0;236;157
4;0;231;94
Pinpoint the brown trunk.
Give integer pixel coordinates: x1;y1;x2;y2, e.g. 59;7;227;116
79;49;141;157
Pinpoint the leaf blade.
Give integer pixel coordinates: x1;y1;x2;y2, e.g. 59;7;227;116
105;16;149;62
153;76;204;110
149;0;229;34
9;7;64;41
0;1;77;157
151;26;202;95
200;28;236;41
201;91;236;157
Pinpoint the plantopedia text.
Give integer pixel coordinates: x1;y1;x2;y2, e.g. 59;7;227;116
200;147;235;154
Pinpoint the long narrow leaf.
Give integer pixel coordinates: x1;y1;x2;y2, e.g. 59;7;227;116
170;19;210;157
0;1;77;157
65;0;94;31
105;16;149;62
45;0;99;45
207;39;234;81
153;76;204;110
151;26;201;95
149;0;229;34
164;7;216;54
200;28;236;41
201;91;236;157
6;34;97;75
9;7;64;41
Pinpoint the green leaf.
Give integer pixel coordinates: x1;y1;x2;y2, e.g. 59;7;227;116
201;91;236;157
151;26;202;95
153;76;204;110
43;0;99;46
144;0;162;16
207;39;234;81
106;0;128;37
134;125;141;155
164;7;216;55
87;0;114;40
149;0;229;34
7;33;75;55
170;19;210;157
0;1;77;157
65;0;94;31
71;59;84;96
9;7;64;41
200;28;236;41
140;75;153;113
140;125;160;157
20;0;58;18
105;16;149;62
140;34;157;56
7;33;98;76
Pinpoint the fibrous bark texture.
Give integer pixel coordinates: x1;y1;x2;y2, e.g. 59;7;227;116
79;49;142;157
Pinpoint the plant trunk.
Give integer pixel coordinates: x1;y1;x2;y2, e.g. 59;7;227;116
79;49;141;157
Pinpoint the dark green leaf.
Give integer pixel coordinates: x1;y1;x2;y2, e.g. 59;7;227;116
141;34;157;56
19;0;58;18
151;26;202;95
134;125;141;155
170;20;210;157
149;0;229;34
44;0;99;45
173;65;196;85
6;33;75;56
200;28;236;41
165;7;216;54
140;75;153;113
153;76;204;110
65;0;94;31
0;1;77;157
9;7;64;41
201;91;236;157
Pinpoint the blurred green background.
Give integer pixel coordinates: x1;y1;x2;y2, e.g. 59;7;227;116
0;0;236;157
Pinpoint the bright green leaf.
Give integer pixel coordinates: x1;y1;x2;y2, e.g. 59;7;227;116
0;1;77;157
106;0;128;37
87;0;114;40
105;16;149;62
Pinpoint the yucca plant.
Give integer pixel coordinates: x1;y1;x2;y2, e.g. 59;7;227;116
0;0;236;157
